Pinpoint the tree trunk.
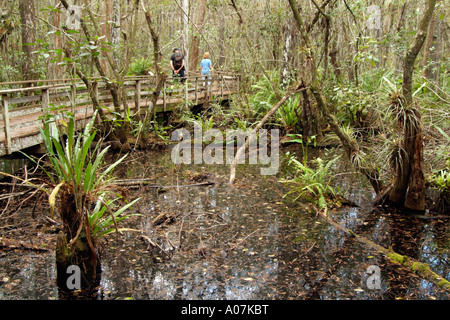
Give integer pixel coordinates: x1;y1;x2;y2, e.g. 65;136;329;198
56;231;101;299
389;0;437;212
280;18;293;86
49;0;62;79
55;187;101;299
402;0;437;105
343;0;361;87
218;12;226;68
422;12;436;80
110;0;121;67
300;82;322;141
102;0;113;72
388;107;416;206
189;0;207;73
181;0;189;73
323;16;330;80
136;8;167;149
19;0;37;81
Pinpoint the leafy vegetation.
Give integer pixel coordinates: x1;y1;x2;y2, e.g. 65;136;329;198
128;57;154;76
282;153;341;211
37;110;140;239
246;70;301;129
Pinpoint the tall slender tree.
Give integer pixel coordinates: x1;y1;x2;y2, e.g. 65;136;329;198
181;0;189;73
19;0;37;81
189;0;207;73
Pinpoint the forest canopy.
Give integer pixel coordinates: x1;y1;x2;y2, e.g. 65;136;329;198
0;0;446;83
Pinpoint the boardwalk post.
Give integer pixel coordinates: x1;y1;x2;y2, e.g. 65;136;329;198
221;74;224;98
91;81;101;125
205;75;210;102
185;78;188;109
70;84;76;114
41;88;50;130
135;79;141;116
195;76;198;104
163;80;167;112
2;94;11;155
209;75;212;101
42;88;49;111
92;81;99;107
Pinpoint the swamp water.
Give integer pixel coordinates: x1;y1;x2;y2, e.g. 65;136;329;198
0;148;448;300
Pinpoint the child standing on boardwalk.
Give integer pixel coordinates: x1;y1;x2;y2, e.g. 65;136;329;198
200;52;212;86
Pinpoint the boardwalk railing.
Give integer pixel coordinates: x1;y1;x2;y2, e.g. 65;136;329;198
0;73;240;156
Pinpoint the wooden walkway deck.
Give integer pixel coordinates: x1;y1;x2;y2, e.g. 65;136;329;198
0;73;240;156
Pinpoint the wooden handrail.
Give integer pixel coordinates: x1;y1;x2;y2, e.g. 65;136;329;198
0;72;239;155
0;84;73;95
0;73;239;87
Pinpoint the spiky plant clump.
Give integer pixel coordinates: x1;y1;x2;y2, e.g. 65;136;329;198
39;110;140;242
387;90;407;127
41;111;141;295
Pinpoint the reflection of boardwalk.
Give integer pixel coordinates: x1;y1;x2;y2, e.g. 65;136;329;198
0;74;239;156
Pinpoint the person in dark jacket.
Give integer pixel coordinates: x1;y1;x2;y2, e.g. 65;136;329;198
170;48;186;82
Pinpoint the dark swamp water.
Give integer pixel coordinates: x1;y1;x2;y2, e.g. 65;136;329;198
0;147;448;300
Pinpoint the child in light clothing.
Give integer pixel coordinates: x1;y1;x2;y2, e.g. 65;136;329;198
200;52;212;86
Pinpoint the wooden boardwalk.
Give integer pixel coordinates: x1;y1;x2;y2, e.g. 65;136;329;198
0;73;239;156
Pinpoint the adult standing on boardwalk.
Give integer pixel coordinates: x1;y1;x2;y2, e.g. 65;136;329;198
200;52;212;86
170;48;186;82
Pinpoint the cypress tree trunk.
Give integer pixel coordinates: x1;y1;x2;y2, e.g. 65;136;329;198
389;0;436;212
181;0;189;73
56;231;101;299
404;107;426;211
189;0;207;73
280;19;293;86
19;0;37;81
55;187;101;299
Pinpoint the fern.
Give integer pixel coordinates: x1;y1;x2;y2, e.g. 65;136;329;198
281;155;341;210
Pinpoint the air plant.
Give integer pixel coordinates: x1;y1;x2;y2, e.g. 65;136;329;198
38;110;140;243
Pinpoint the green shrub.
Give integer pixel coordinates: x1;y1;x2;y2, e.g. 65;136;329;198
128;57;153;76
281;154;340;211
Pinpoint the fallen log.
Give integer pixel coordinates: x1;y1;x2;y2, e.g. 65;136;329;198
229;88;304;184
113;179;215;189
0;237;50;253
113;178;158;186
156;181;216;189
315;208;450;292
